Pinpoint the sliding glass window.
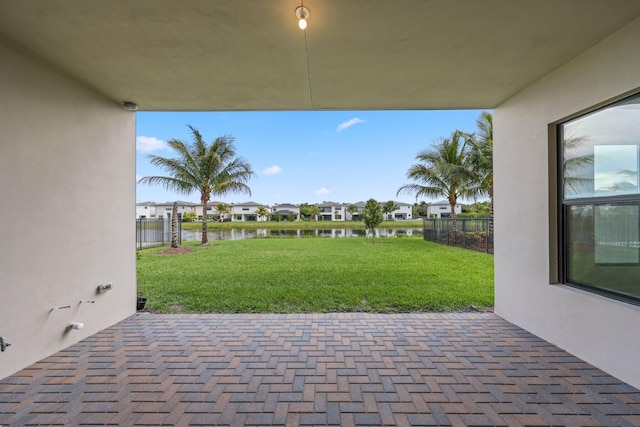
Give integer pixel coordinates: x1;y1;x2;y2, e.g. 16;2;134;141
559;93;640;303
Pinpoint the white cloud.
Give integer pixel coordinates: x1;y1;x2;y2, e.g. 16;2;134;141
136;136;166;152
336;118;366;133
314;187;330;195
263;165;283;176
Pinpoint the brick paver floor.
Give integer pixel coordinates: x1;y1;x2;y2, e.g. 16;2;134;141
1;313;639;426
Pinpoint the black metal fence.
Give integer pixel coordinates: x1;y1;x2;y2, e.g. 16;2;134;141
568;209;640;249
423;217;493;253
136;218;182;250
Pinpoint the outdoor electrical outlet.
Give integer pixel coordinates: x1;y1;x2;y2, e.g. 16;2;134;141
97;283;112;293
0;336;11;352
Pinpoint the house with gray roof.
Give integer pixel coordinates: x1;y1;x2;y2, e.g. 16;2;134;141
231;201;270;222
317;201;345;221
271;203;300;221
426;200;461;219
136;201;157;219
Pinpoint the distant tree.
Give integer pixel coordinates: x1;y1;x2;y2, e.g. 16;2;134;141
299;203;312;220
412;201;429;218
273;211;283;222
307;204;321;221
255;206;270;222
139;126;254;244
287;212;296;222
363;198;383;243
382;200;399;221
346;204;359;220
460;201;491;217
216;203;231;222
397;130;476;231
171;202;179;248
183;211;196;222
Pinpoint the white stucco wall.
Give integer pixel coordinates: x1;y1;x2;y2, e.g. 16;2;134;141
494;16;640;388
136;204;157;218
0;40;136;379
392;204;412;220
426;203;461;219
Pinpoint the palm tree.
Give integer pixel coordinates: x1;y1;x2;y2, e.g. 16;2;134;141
563;134;593;195
382;200;399;221
255;206;270;222
397;130;476;231
466;111;494;234
139;125;254;245
171;202;179;248
216;203;231;222
611;169;638;192
346;203;359;221
307;205;321;221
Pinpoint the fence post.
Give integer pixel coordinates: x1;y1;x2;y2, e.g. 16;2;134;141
462;219;466;249
484;218;488;253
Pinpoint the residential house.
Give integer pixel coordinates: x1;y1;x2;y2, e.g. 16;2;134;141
195;201;230;221
391;201;413;220
3;2;640;390
153;201;197;219
271;203;300;221
348;201;366;221
317;201;345;221
426;200;462;219
231;201;270;222
349;201;412;221
136;201;157;219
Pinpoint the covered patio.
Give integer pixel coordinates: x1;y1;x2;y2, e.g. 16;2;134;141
3;3;640;423
2;313;639;426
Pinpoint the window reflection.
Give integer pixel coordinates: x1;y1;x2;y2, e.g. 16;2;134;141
563;100;640;199
563;134;594;197
561;93;640;304
567;202;640;299
594;145;638;195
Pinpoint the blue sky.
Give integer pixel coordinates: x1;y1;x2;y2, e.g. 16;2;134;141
136;110;486;205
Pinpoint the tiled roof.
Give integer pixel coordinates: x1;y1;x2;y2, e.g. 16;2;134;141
233;201;265;206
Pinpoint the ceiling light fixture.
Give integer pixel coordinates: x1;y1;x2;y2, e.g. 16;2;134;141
295;6;309;30
122;101;138;111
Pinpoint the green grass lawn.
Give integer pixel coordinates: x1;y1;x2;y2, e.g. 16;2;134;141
137;237;493;313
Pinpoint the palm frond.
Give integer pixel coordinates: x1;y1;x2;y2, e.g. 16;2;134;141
137;175;194;195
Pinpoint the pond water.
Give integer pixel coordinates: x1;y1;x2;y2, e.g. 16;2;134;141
181;228;422;241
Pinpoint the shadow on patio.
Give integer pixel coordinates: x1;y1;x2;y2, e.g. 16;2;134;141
1;313;639;426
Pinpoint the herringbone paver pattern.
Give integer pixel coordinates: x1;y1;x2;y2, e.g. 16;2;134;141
1;313;639;426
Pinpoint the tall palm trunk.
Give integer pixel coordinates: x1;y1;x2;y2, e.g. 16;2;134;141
171;202;178;248
201;197;209;245
450;201;458;232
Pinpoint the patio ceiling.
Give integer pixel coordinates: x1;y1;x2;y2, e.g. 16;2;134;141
1;1;640;111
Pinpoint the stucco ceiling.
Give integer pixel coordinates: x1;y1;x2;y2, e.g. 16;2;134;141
1;0;640;111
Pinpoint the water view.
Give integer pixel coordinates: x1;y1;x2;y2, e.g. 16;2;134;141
182;228;422;241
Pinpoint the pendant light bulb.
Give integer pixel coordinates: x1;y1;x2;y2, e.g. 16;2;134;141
295;6;309;30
